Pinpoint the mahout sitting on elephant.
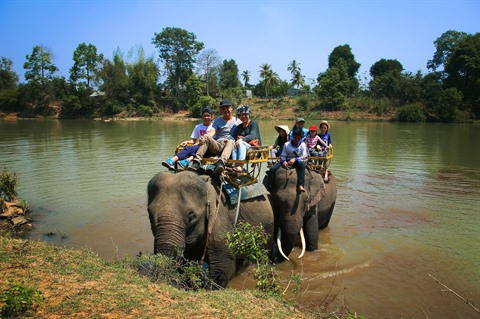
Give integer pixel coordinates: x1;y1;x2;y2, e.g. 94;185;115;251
147;170;274;288
263;167;337;262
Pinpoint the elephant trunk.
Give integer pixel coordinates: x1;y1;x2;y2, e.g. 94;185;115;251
152;220;187;256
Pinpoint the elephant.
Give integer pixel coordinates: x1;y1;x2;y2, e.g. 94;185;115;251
147;170;274;288
263;167;337;262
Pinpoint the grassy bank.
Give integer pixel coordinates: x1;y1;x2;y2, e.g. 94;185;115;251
0;233;365;319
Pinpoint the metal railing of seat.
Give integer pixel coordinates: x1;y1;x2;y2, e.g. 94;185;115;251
172;143;333;187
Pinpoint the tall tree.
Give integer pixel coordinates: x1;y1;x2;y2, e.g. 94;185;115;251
287;60;304;88
0;57;19;110
259;63;278;98
370;59;403;79
444;32;480;118
218;59;241;91
241;70;250;87
197;48;220;96
152;27;204;99
316;60;349;110
127;46;160;107
98;48;129;114
69;42;104;89
23;45;58;86
328;44;360;78
427;30;468;72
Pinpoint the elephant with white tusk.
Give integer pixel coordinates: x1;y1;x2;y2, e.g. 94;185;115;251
264;167;337;262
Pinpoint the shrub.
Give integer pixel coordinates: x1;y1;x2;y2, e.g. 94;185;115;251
0;281;45;318
0;167;17;201
396;103;426;122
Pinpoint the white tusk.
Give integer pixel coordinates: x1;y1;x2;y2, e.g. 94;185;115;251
298;228;306;259
276;228;290;261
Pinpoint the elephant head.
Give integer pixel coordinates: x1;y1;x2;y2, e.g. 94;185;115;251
147;171;274;288
264;168;336;262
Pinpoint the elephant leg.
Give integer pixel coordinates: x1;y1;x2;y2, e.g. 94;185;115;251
318;201;335;230
304;206;319;251
207;245;236;288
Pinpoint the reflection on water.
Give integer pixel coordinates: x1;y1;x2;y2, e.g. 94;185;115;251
1;119;479;318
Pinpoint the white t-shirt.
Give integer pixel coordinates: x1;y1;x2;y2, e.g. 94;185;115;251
191;123;213;140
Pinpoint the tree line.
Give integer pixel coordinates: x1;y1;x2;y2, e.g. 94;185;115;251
0;27;478;122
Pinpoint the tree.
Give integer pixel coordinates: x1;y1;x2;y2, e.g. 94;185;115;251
443;32;480;118
127;46;160;107
98;48;129;115
241;70;250;87
218;59;241;92
152;27;204;100
259;63;279;98
197;48;221;96
23;45;58;86
23;45;59;111
370;59;403;79
328;44;360;78
69;42;104;89
315;60;349;110
0;57;19;110
427;30;468;72
287;60;304;88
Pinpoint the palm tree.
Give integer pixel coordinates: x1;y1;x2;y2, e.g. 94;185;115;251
291;70;305;89
288;60;304;88
259;63;278;98
241;70;250;87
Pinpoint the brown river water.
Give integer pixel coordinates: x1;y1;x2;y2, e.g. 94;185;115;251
1;119;479;318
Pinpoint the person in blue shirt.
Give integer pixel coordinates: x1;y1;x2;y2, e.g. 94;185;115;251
289;117;308;143
318;120;333;182
267;129;308;193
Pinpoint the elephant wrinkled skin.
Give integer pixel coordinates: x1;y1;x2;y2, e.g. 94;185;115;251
147;171;274;288
263;167;337;262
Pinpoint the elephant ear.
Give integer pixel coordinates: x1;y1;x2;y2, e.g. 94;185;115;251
307;172;326;211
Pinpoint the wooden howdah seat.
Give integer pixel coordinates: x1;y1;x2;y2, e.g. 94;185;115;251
173;142;333;188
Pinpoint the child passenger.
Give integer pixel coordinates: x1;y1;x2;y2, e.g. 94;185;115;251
269;125;290;158
318;120;333;182
267;129;308;193
305;125;328;158
161;107;214;170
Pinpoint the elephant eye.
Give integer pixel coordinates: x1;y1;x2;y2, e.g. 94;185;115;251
187;211;196;226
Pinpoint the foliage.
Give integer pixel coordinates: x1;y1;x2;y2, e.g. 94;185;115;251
126;46;160;108
259;63;279;98
133;252;216;290
0;167;17;201
0;57;19;111
69;42;104;88
328;44;361;79
427;30;469;72
370;58;403;78
98;49;129;113
152;27;204;100
296;95;310;112
226;222;282;296
0;281;45;318
197;48;221;96
316;60;349;110
396;103;426;122
219;58;242;92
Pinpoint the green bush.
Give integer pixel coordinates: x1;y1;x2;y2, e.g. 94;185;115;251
396;103;426;122
0;167;17;201
0;281;45;318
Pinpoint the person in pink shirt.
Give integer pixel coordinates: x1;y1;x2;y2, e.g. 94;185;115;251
304;125;328;157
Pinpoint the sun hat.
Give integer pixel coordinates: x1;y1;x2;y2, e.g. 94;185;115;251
319;120;329;130
296;117;305;123
202;107;213;115
219;99;232;107
274;125;290;135
309;125;317;131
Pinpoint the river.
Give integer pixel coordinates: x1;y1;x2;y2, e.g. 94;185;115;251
1;118;479;318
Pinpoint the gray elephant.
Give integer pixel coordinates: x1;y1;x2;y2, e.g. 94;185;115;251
263;168;336;262
147;171;274;288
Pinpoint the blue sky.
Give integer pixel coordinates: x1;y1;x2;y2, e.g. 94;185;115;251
1;0;479;85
